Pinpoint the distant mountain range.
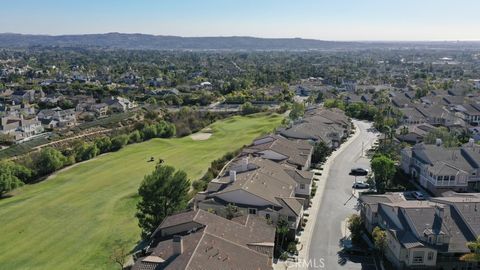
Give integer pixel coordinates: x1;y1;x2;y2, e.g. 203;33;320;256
0;33;479;51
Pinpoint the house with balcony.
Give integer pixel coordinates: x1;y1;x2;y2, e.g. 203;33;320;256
37;107;77;128
0;115;43;142
401;142;480;195
358;193;480;270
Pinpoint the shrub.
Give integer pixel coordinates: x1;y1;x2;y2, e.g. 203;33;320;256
111;135;129;151
95;137;112;153
34;147;67;176
129;130;143;144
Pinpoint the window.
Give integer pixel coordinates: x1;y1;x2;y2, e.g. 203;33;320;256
428;236;433;244
248;208;257;215
300;184;305;189
265;213;270;220
427;252;434;261
450;175;455;181
287;216;296;222
412;251;424;264
438;176;443;181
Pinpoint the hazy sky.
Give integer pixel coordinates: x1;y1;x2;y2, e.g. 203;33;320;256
1;0;479;41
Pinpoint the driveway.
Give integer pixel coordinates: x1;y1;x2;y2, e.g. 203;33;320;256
307;120;378;270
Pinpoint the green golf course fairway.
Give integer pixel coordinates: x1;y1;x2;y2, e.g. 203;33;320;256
0;113;283;270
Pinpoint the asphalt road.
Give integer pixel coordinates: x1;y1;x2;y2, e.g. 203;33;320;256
308;120;378;270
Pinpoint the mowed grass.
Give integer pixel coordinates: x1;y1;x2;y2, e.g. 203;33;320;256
0;113;283;270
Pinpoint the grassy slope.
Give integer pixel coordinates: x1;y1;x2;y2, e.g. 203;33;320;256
0;113;283;270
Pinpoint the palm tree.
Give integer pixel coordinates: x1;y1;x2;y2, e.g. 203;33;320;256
460;237;480;262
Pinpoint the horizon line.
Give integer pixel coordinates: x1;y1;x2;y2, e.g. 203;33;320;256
2;32;480;43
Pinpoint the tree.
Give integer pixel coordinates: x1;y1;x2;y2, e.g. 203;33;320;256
241;102;260;115
0;161;30;196
142;124;158;139
145;97;157;105
276;217;290;251
312;141;332;164
424;127;460;147
371;155;396;193
74;142;99;162
460;237;480;262
95;137;112;153
34;147;66;176
315;92;324;103
129;130;142;143
289;102;305;120
372;226;387;255
110;239;129;269
111;135;129;151
347;214;363;244
136;164;190;238
225;203;239;220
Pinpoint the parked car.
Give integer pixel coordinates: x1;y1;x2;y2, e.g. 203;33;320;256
352;182;370;189
350;167;369;176
412;191;425;200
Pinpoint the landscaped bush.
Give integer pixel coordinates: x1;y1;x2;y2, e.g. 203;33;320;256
33;147;67;177
94;137;112;153
110;135;129;151
129;130;143;144
74;142;100;162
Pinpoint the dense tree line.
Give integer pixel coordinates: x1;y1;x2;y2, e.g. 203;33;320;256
0;120;176;196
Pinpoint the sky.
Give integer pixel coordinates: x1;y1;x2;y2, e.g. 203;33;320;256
1;0;479;41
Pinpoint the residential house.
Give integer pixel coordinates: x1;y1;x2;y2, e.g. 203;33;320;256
104;96;137;112
392;94;413;108
358;193;480;270
196;157;306;233
343;92;363;104
11;89;44;104
279;107;350;148
399;108;427;125
0;115;43;141
40;93;64;106
401;142;480;194
414;105;464;127
149;88;180;96
132;209;275;270
37;107;77;128
242;134;313;171
89;103;109;118
454;104;480;125
396;123;435;144
5;103;36;118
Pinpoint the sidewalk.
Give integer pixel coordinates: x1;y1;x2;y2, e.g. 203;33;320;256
274;122;362;270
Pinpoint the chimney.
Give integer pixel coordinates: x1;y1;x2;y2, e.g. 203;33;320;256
436;138;442;146
229;170;236;183
173;235;183;255
435;204;445;220
468;138;475;147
